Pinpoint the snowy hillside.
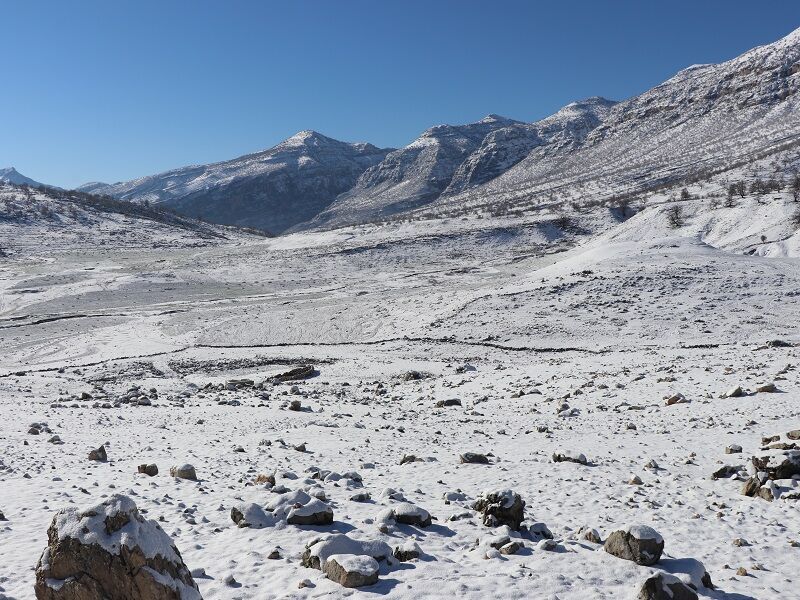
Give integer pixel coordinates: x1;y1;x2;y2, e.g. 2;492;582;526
81;132;392;234
0;182;258;255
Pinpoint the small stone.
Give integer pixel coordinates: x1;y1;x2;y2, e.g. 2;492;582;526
736;567;748;577
88;445;107;462
170;464;197;480
137;464;158;476
460;452;489;464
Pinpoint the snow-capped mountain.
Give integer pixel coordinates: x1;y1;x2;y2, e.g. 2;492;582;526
0;167;47;188
75;26;800;234
80;131;392;234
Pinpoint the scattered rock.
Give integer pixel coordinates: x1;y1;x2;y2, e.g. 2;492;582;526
604;525;664;566
552;450;588;465
755;382;777;393
273;365;315;382
323;554;379;588
88;446;107;462
137;464;158;477
435;398;462;408
460;452;489;464
473;489;525;531
170;464;197;481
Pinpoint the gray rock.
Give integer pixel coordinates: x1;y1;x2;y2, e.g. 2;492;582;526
604;526;664;566
170;464;197;481
88;446;107;462
473;490;525;531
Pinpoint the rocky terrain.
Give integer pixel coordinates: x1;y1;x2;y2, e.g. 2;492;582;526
2;24;800;600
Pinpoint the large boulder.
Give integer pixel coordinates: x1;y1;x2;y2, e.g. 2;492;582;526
473;490;525;531
34;495;200;600
604;525;664;566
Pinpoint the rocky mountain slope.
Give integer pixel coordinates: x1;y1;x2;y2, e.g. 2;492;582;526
80;132;392;234
419;27;800;220
306;97;618;229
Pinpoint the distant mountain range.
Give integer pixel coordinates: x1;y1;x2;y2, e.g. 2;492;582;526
55;26;800;234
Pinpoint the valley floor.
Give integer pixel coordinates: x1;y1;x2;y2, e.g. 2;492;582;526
0;228;798;599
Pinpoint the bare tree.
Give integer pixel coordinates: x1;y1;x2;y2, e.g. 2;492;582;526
666;205;684;228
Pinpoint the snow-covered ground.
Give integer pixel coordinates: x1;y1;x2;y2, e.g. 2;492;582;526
1;195;798;599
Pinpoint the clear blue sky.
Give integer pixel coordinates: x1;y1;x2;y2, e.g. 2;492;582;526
3;0;799;188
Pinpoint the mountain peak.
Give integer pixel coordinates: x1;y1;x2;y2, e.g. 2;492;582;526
479;113;514;124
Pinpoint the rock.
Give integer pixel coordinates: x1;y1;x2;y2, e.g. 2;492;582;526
302;534;391;571
286;498;334;525
736;567;748;576
323;554;379;588
254;473;276;485
265;490;334;525
473;489;525;531
755;382;778;393
664;393;689;405
741;476;761;497
604;525;664;566
34;495;199;600
580;526;602;544
435;398;462;408
137;464;158;476
230;503;274;529
788;430;800;441
399;454;419;465
170;464;197;480
460;452;489;464
386;502;432;527
288;399;302;411
725;444;742;454
88;446;107;462
350;491;371;502
393;540;421;561
711;465;742;480
552;450;588;465
536;538;558;551
629;475;643;485
273;365;315;382
722;386;744;398
499;541;523;555
766;339;792;348
0;509;5;521
638;573;698;600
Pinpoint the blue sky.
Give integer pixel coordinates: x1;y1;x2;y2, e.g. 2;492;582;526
3;1;799;188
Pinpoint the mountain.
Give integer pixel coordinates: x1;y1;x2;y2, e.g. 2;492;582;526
81;132;393;234
76;26;800;234
306;97;617;228
0;167;47;188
